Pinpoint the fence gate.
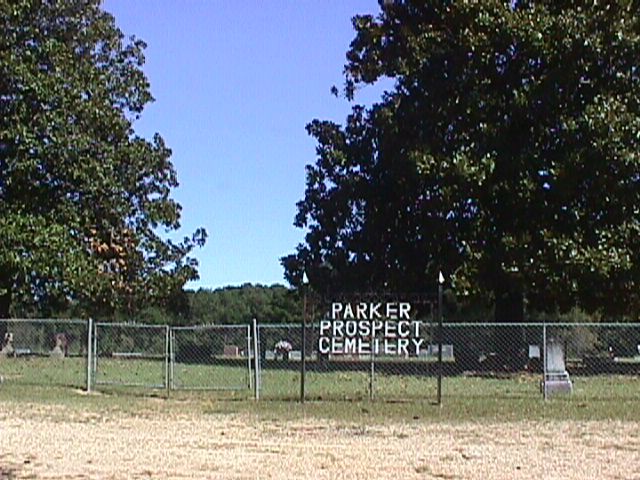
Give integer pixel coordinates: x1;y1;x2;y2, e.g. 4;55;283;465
93;323;169;389
170;324;252;391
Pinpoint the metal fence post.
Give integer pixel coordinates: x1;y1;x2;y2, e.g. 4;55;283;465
86;318;93;393
253;318;260;400
93;321;98;381
165;325;170;397
169;327;175;391
246;323;253;391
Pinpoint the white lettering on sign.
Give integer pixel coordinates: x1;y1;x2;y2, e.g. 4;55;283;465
330;302;412;320
319;302;424;356
317;336;426;356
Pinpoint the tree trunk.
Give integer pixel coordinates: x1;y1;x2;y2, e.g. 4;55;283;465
493;282;526;371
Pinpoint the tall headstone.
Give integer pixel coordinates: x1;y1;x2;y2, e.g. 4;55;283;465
50;333;67;359
542;338;573;396
0;332;14;357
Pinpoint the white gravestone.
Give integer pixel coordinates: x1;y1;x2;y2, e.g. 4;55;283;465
542;339;573;396
288;350;302;361
0;332;15;357
50;334;66;359
528;345;541;359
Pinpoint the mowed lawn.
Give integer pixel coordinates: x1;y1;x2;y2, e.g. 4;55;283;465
1;366;639;480
0;355;639;422
0;356;251;391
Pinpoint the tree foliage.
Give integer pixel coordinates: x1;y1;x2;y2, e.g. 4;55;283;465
0;0;206;318
187;284;301;326
284;0;640;317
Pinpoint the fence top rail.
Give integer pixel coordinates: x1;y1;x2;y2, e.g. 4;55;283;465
259;323;304;329
5;319;638;330
0;318;87;325
171;324;249;331
259;321;640;329
442;322;640;328
95;322;168;329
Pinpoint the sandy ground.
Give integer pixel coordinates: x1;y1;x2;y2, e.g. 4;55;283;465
1;403;639;480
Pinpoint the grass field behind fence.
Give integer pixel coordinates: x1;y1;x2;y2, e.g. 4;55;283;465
1;356;638;406
0;356;87;387
173;361;251;390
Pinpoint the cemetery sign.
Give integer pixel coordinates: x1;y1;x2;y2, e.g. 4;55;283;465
318;302;425;356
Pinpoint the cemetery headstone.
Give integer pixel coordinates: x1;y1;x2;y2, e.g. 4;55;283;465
50;333;67;359
288;350;302;361
0;333;14;357
223;345;240;357
542;338;573;396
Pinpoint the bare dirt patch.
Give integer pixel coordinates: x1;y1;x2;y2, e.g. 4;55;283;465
1;403;638;479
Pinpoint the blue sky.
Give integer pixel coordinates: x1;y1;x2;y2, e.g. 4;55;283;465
102;0;386;290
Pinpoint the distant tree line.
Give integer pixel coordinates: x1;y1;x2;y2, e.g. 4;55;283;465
8;283;304;326
183;284;303;325
9;279;636;328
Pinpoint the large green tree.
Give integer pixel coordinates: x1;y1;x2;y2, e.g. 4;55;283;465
0;0;206;318
284;0;640;325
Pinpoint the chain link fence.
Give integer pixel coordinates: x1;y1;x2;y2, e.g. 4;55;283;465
543;323;640;400
255;323;302;400
170;324;252;391
289;296;440;402
299;321;440;402
93;323;169;389
0;319;89;388
2;318;639;403
441;322;640;402
255;321;640;403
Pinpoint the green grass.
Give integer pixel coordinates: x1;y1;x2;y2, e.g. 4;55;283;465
0;356;86;388
1;356;639;423
96;358;166;387
173;362;250;390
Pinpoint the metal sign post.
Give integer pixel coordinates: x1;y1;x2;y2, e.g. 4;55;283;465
437;271;444;406
542;323;547;401
300;289;307;403
300;272;309;404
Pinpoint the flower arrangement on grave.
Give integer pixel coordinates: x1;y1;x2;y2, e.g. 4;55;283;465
274;340;293;360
